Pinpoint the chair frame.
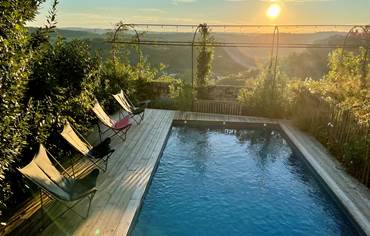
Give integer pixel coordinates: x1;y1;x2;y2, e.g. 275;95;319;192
96;121;131;143
92;101;132;142
38;182;96;221
62;122;114;173
113;90;149;125
20;148;97;225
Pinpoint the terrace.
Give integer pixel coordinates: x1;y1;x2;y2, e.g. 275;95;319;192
3;109;370;235
2;2;370;235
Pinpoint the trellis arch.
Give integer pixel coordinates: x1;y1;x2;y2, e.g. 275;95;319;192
112;22;142;64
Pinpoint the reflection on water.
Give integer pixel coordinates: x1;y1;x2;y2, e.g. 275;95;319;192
132;126;360;236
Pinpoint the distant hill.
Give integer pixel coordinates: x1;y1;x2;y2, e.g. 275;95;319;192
60;27;111;35
28;27;104;40
27;27;346;80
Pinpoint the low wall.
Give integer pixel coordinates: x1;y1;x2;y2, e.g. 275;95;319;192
150;82;245;101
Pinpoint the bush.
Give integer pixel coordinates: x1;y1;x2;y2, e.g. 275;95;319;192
169;80;193;111
0;0;46;219
99;59;134;113
0;36;102;221
292;48;370;186
27;37;101;131
238;67;291;118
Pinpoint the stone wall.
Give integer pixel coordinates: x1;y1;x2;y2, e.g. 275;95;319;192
199;85;244;101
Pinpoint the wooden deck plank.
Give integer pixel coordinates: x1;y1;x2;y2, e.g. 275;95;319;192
34;109;175;236
77;110;172;235
96;111;173;235
40;110;159;236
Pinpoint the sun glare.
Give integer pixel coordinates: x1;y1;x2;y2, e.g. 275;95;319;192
266;3;281;19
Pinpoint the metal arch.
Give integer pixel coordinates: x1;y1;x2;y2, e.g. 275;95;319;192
343;25;369;48
190;24;205;111
191;24;206;89
342;25;370;85
269;26;280;74
112;22;142;63
269;26;280;100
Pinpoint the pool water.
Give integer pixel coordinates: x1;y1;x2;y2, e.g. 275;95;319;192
131;126;360;236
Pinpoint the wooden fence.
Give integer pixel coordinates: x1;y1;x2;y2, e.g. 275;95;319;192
193;100;243;116
294;96;370;186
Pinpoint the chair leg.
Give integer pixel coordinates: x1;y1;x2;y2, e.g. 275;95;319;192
141;111;145;121
40;190;45;217
70;156;76;178
54;192;96;220
85;191;96;219
36;189;96;233
114;125;131;142
86;157;107;172
131;114;141;125
97;123;103;142
112;129;126;142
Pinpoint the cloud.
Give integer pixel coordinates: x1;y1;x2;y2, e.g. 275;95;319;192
172;0;197;5
260;0;335;2
138;8;166;14
227;0;336;2
225;0;335;2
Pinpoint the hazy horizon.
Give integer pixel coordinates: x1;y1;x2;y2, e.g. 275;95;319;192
27;0;370;29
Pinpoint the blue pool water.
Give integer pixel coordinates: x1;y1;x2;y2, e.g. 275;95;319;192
131;126;360;236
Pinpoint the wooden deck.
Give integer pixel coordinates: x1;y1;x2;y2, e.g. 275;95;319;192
25;109;174;236
5;109;369;235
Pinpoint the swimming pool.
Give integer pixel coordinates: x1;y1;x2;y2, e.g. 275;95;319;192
131;126;361;236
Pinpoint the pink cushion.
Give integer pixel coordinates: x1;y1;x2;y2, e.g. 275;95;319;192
113;116;130;129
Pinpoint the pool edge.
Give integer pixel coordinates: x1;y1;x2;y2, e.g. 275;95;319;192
279;121;370;236
127;112;370;236
126;119;175;236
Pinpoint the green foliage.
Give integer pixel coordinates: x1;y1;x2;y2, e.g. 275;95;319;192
27;37;101;135
292;47;370;185
99;56;167;113
99;59;134;113
238;67;291;118
133;59;160;101
0;0;46;215
215;69;259;86
0;0;104;219
281;48;329;80
299;48;369;125
196;24;214;96
169;80;193;111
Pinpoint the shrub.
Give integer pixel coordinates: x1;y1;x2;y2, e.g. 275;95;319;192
0;35;102;221
292;48;370;185
238;67;291;118
169;80;193;111
99;59;134;113
0;0;45;219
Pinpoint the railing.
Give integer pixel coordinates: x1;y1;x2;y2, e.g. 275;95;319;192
193;100;243;115
294;96;370;186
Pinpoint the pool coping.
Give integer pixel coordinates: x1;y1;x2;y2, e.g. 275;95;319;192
279;120;370;236
129;112;370;236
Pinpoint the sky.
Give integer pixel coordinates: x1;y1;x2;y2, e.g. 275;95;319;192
28;0;370;29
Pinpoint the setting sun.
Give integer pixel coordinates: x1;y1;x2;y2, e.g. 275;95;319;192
266;3;281;19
